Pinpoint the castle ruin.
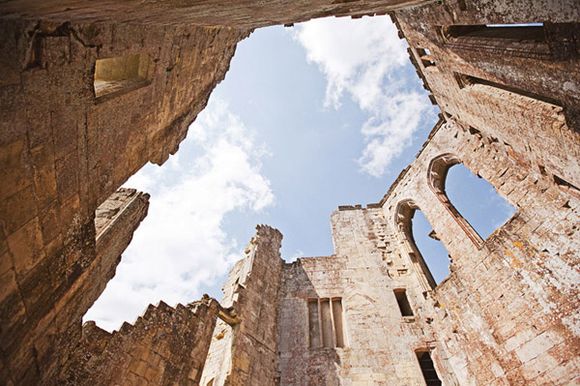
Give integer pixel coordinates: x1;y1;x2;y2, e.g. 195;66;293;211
0;0;578;385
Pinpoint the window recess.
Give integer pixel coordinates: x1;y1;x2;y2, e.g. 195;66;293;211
416;351;442;386
307;297;346;349
441;23;553;60
93;53;151;101
416;47;436;68
394;289;414;317
453;72;563;108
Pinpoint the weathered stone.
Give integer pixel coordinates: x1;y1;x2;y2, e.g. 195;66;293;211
0;0;578;385
61;297;220;386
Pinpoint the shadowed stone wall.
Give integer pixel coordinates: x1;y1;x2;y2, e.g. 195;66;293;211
0;18;245;382
391;0;579;183
0;0;429;28
0;186;149;384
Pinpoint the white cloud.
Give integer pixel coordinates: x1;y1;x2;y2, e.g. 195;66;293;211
84;98;274;331
286;249;305;263
294;16;435;176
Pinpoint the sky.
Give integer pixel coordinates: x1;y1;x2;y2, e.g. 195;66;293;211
85;16;515;331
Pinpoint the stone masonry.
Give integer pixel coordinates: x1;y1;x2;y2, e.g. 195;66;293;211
61;297;220;386
0;0;578;385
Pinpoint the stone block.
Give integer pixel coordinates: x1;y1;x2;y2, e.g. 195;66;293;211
55;152;80;202
0;267;18;303
515;331;563;364
7;217;44;277
30;144;58;208
0;185;37;235
0;139;31;201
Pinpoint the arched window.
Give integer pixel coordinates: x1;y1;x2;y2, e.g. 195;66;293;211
412;210;451;286
395;200;451;290
428;154;516;244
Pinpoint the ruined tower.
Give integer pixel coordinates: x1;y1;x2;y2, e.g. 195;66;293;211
0;0;578;385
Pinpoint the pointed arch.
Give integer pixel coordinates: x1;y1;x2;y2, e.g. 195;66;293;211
394;199;449;291
427;153;484;247
427;153;516;244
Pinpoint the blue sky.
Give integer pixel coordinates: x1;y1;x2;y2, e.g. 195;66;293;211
85;16;514;331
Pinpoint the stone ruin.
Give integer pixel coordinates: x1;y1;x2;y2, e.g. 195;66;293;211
0;0;578;385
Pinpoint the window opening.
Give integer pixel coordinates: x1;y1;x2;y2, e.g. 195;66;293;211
444;163;516;240
320;298;333;348
416;351;442;386
307;299;321;348
416;47;436;67
308;297;346;349
441;23;552;60
94;53;151;100
394;289;414;317
395;200;451;289
332;298;345;347
412;210;451;286
445;23;545;41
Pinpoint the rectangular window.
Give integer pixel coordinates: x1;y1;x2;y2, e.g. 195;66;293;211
416;351;442;386
394;289;414;317
94;53;151;100
445;23;545;41
332;298;345;348
416;47;436;68
307;297;346;349
441;23;551;60
320;299;333;348
307;299;321;349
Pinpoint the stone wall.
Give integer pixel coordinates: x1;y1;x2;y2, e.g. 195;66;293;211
0;0;429;28
277;115;578;385
378;118;579;384
61;296;219;386
278;205;454;385
391;0;579;184
0;187;148;384
0;16;245;384
201;225;284;386
0;1;433;382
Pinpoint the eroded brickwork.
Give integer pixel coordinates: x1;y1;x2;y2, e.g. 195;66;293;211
391;0;579;184
0;187;148;384
0;0;428;28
